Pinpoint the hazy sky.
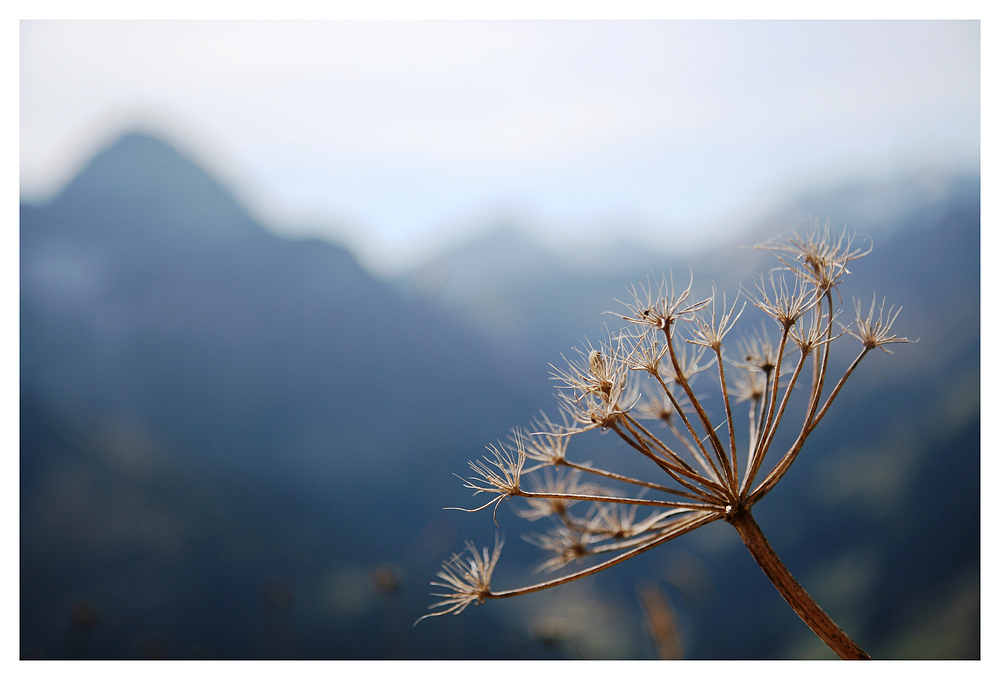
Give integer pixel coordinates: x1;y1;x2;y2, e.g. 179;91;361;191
20;20;980;275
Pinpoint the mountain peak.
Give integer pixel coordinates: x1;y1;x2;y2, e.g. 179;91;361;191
61;131;210;196
102;130;187;158
48;131;259;244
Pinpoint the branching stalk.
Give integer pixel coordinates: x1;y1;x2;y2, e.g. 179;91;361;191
728;507;870;660
488;511;720;599
424;223;911;659
714;346;739;482
664;322;734;489
651;369;725;486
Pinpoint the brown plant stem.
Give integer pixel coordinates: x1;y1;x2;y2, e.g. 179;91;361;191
489;511;720;599
727;507;871;660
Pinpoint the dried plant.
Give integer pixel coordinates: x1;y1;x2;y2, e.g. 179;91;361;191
420;219;912;659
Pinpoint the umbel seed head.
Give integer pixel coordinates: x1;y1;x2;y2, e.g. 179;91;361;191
422;222;905;661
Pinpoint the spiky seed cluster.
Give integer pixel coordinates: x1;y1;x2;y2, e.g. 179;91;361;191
758;218;872;294
658;341;711;384
688;288;746;351
789;307;841;355
550;331;639;431
519;413;571;467
732;324;779;374
585;503;682;540
848;294;911;353
620;327;669;376
451;437;526;522
416;537;503;622
525;525;597;572
618;271;712;331
423;221;911;643
745;270;817;330
729;369;767;404
634;387;684;424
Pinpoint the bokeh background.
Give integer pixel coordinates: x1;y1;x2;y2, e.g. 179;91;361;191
19;20;980;659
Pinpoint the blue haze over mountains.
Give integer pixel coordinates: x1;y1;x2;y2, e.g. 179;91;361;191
20;133;979;659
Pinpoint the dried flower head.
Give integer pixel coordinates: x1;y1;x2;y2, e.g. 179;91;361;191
788;306;843;356
557;379;640;432
687;288;746;351
758;219;872;294
525;525;597;572
729;368;767;405
585;502;682;540
551;331;631;405
732;323;779;374
450;437;526;522
520;412;572;467
618;270;711;331
745;270;817;330
634;386;687;424
846;294;913;353
426;222;907;660
551;335;640;432
416;537;503;623
620;327;669;375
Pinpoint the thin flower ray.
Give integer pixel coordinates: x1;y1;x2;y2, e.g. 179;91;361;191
741;270;818;329
489;510;721;598
615;270;712;330
845;294;914;353
446;439;526;524
756;220;872;294
687;288;747;350
415;537;504;624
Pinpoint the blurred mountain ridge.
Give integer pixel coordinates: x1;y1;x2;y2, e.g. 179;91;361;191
396;170;978;373
42;132;262;246
21;130;546;658
22;132;537;484
20;131;980;659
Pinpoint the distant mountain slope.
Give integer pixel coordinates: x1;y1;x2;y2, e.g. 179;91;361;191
396;172;979;380
21;133;534;485
20;133;546;658
21;132;979;659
